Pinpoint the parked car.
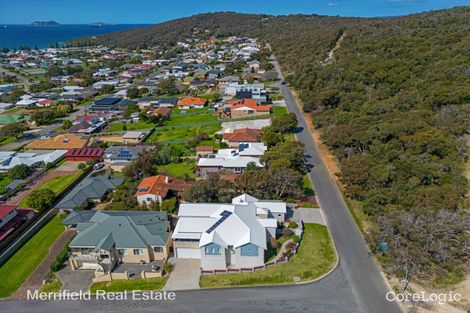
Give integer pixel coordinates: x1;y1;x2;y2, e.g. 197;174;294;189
93;163;104;170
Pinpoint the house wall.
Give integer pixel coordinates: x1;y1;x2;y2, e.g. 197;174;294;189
137;194;163;205
233;245;264;268
149;235;172;261
118;246;152;263
230;110;270;119
200;243;227;270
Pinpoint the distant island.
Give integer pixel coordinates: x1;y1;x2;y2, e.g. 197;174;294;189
30;21;60;26
91;22;111;27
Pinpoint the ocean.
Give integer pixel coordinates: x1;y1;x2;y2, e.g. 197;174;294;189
0;24;151;49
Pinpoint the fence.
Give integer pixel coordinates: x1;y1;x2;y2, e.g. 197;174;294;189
0;165;93;266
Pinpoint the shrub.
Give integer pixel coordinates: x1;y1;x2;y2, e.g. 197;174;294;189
78;163;86;170
50;245;70;272
160;198;177;214
7;164;32;179
27;188;56;211
282;228;293;237
293;235;300;243
163;262;173;275
288;221;298;229
85;160;93;166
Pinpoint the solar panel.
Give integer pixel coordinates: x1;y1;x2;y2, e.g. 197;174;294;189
138;187;149;192
206;210;232;234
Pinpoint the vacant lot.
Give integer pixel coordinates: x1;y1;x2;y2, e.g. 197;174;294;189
157;162;196;180
0;215;64;298
165;112;217;127
18;171;83;209
199;224;336;287
147;123;221;143
106;121;155;132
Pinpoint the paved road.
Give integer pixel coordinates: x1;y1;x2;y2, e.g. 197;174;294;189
272;57;402;313
0;62;401;313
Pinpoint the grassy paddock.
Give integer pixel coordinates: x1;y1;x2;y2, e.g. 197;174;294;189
199;223;336;287
18;171;83;209
0;215;64;298
157;162;196;180
89;277;168;293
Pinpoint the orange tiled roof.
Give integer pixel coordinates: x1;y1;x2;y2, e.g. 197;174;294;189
177;97;207;106
26;134;88;150
135;175;192;197
227;98;271;112
196;146;215;152
223;128;261;143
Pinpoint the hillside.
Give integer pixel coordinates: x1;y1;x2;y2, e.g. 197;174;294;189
87;8;470;286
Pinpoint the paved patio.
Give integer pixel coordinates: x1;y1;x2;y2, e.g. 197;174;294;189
163;259;201;291
114;261;163;278
56;263;95;292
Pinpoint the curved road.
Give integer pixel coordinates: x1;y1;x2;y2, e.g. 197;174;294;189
0;61;402;313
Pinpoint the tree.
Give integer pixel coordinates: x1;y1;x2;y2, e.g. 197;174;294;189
63;120;72;130
157;78;178;95
123;149;158;181
261;141;305;172
31;110;58;125
126;87;139;99
99;84;114;94
160;197;177;214
46;65;63;77
27;189;56;211
271;113;297;133
0;123;28;140
183;174;237;203
261;126;284;147
7;164;32;179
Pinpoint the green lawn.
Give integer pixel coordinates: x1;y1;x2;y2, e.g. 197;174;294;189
147;123;222;143
273;106;287;117
0;215;64;298
165;112;217;127
18;171;83;209
199;224;336;288
89;277;168;293
302;175;315;196
0;175;13;194
0;136;17;147
106;121;155;132
157;162;196;180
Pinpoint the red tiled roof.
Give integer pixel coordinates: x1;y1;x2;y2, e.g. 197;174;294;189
177;97;207;106
135;175;192;197
227;98;271;112
65;148;105;158
223;128;261;143
196;146;214;152
0;205;17;220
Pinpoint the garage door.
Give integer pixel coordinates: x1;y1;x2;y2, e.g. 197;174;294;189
176;248;201;259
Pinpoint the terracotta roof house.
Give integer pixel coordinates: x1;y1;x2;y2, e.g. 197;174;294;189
25;134;89;150
150;107;171;117
65;148;105;162
135;175;192;205
177;97;207;109
223;128;262;146
196;146;215;157
227;98;271;118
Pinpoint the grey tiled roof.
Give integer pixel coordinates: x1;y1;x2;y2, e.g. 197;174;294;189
55;175;124;209
63;211;169;249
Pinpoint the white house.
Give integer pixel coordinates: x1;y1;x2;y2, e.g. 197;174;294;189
172;194;286;270
0;150;67;172
197;143;267;176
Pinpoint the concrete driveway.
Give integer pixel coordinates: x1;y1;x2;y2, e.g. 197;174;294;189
292;208;326;225
56;263;95;292
163;259;201;291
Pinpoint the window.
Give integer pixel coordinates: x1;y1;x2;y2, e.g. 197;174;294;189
117;249;128;255
153;247;163;253
80;248;93;255
133;249;143;255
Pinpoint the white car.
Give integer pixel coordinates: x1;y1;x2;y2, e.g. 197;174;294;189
93;163;104;170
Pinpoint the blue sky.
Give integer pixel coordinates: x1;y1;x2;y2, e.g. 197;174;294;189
0;0;468;24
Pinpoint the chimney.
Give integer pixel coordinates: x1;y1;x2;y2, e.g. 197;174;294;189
165;176;170;184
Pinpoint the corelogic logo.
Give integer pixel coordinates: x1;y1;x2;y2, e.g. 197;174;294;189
386;291;462;305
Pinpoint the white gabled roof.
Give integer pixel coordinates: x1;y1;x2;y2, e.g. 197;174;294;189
173;194;287;250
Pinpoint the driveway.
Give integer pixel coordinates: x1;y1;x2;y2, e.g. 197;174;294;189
163;259;201;291
292;208;326;225
56;263;94;292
